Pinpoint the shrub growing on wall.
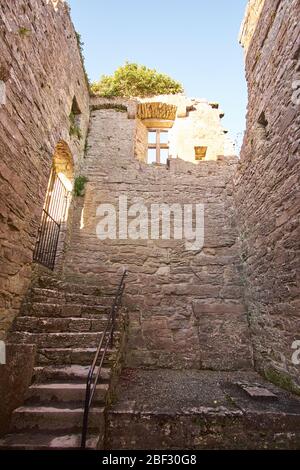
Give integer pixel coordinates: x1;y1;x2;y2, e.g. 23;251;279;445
91;62;184;98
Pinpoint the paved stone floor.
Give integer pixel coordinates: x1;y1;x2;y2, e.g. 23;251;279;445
105;369;300;449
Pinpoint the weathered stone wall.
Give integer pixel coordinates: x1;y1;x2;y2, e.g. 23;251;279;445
135;119;148;163
236;0;300;390
0;0;90;340
139;95;234;162
239;0;266;53
65;106;253;370
0;344;36;435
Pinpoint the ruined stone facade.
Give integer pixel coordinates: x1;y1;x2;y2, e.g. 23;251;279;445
137;95;234;162
0;0;90;341
91;94;234;165
239;0;266;53
64;100;252;369
0;0;299;449
236;0;300;391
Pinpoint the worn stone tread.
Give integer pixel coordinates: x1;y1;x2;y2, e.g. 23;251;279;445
10;405;104;431
33;365;111;383
26;382;109;403
0;432;99;450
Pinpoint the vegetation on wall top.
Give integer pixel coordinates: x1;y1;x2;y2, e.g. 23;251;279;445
90;62;184;98
91;103;128;113
74;175;88;197
76;31;90;86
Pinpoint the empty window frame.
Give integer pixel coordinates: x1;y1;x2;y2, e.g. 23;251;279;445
194;146;208;161
148;129;169;164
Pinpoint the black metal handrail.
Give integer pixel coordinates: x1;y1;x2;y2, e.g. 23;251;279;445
81;269;128;449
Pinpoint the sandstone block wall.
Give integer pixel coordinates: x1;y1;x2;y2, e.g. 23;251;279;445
236;0;300;390
65;107;253;370
135;118;149;163
239;0;266;53
0;0;90;340
0;344;36;435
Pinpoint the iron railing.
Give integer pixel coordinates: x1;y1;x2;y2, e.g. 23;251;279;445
33;170;70;270
81;269;128;449
33;209;61;270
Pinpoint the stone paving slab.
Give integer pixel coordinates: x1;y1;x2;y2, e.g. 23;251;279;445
106;369;300;449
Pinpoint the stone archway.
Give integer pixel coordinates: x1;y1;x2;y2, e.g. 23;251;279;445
33;141;74;270
53;140;74;190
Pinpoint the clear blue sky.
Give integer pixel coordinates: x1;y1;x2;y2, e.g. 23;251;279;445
68;0;248;143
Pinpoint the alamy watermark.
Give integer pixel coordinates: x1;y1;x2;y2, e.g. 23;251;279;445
0;341;6;365
0;81;6;106
96;196;205;251
292;340;300;366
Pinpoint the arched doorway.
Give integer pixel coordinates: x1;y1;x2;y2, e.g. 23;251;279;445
33;141;74;270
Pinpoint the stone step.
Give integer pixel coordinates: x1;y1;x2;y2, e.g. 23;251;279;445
14;316;120;334
31;288;114;306
37;276;119;296
32;365;111;384
25;382;109;404
10;331;120;349
0;432;99;450
21;303;111;318
36;347;117;366
10;405;104;432
64;272;127;289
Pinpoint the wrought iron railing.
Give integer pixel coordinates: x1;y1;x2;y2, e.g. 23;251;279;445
33;170;70;270
33;209;61;270
81;269;128;449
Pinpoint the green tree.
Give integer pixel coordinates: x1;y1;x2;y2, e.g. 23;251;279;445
91;62;184;98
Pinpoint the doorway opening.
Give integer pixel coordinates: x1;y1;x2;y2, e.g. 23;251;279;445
33;141;74;270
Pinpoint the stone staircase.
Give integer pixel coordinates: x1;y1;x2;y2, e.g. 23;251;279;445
0;277;126;450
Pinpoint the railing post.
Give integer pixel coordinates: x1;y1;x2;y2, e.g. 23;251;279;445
81;380;91;449
110;304;116;348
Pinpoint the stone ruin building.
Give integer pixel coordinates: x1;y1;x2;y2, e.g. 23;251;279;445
0;0;299;450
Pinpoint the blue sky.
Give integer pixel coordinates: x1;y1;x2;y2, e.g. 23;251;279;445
68;0;248;143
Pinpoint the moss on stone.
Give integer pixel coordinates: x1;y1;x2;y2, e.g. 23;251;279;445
18;27;31;37
91;103;128;113
74;175;88;197
75;31;89;87
264;367;300;396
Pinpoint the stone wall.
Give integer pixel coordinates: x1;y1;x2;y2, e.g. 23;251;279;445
239;0;266;53
65;106;253;370
0;0;90;340
0;344;36;435
236;0;300;390
135;119;148;163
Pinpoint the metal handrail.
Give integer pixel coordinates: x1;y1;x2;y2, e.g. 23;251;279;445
81;269;128;449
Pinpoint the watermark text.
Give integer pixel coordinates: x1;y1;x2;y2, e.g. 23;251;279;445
0;81;6;106
96;196;204;251
292;340;300;366
0;341;6;365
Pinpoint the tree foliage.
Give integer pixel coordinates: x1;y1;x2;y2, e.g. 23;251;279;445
90;62;184;98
